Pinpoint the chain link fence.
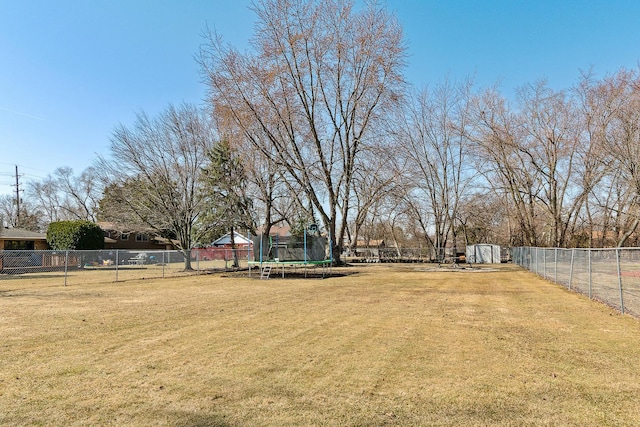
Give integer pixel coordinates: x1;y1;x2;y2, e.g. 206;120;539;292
344;247;434;263
0;248;253;286
512;247;640;316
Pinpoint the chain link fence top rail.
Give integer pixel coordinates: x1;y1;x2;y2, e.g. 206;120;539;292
0;249;253;286
512;247;640;316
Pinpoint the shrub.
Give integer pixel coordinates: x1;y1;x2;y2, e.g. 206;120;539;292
46;221;105;250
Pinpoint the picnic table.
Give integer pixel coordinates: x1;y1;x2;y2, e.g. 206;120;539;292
127;253;147;265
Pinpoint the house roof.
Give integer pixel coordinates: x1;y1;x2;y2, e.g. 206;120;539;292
97;221;153;233
256;224;292;237
0;227;47;240
212;232;252;246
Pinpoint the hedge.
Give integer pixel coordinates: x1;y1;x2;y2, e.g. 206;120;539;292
46;221;105;250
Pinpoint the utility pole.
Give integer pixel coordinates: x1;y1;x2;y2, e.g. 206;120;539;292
15;165;20;228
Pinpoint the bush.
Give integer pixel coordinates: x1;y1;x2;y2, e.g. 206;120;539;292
46;221;105;250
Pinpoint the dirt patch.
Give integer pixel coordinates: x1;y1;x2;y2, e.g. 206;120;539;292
220;269;356;280
415;266;501;272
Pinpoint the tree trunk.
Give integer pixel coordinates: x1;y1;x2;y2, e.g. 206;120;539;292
230;226;239;268
183;249;192;271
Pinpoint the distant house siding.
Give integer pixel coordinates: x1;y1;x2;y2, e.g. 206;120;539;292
100;224;176;250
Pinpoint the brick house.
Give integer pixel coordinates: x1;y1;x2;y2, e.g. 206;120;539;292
98;222;178;250
0;227;49;250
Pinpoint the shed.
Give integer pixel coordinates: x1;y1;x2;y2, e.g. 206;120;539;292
466;244;501;264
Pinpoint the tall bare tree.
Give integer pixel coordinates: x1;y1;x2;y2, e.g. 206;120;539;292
199;0;406;263
567;68;640;247
573;71;621;247
596;69;640;246
345;137;400;255
398;81;476;258
27;166;101;225
515;81;586;247
97;104;215;270
214;104;293;238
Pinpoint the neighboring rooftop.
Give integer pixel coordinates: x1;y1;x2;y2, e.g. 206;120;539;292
0;227;47;240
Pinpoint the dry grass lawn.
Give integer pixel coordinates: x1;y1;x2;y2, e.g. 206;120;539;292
1;264;640;426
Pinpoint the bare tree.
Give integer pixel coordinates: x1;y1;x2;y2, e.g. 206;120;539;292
456;191;512;247
0;194;43;231
514;81;586;247
398;81;476;259
55;167;101;221
345;137;400;255
573;70;622;247
97;104;216;270
28;176;62;224
215;105;293;238
469;87;546;246
199;0;406;263
597;69;640;246
569;68;640;247
27;166;102;226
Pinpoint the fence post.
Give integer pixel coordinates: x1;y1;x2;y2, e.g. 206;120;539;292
588;249;592;299
247;230;252;273
248;232;252;278
162;251;165;278
616;248;624;314
568;249;574;291
554;248;558;284
115;250;119;282
64;250;69;286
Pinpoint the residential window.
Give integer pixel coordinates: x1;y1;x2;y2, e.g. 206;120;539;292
121;233;129;241
4;240;34;250
136;233;148;242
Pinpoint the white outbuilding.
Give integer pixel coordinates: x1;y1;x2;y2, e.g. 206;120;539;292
466;244;502;264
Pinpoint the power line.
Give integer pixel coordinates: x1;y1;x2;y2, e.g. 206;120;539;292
0;162;50;179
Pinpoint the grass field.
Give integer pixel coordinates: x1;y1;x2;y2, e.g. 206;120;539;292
1;264;640;426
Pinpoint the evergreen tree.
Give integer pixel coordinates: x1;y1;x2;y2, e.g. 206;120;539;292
202;139;255;267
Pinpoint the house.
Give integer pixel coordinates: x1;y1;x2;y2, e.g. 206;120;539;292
0;227;51;272
98;222;178;250
211;232;252;248
0;227;49;250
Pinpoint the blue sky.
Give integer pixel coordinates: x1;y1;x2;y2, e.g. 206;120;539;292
1;0;639;196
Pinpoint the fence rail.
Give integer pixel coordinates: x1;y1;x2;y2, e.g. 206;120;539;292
512;247;640;316
0;249;253;285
